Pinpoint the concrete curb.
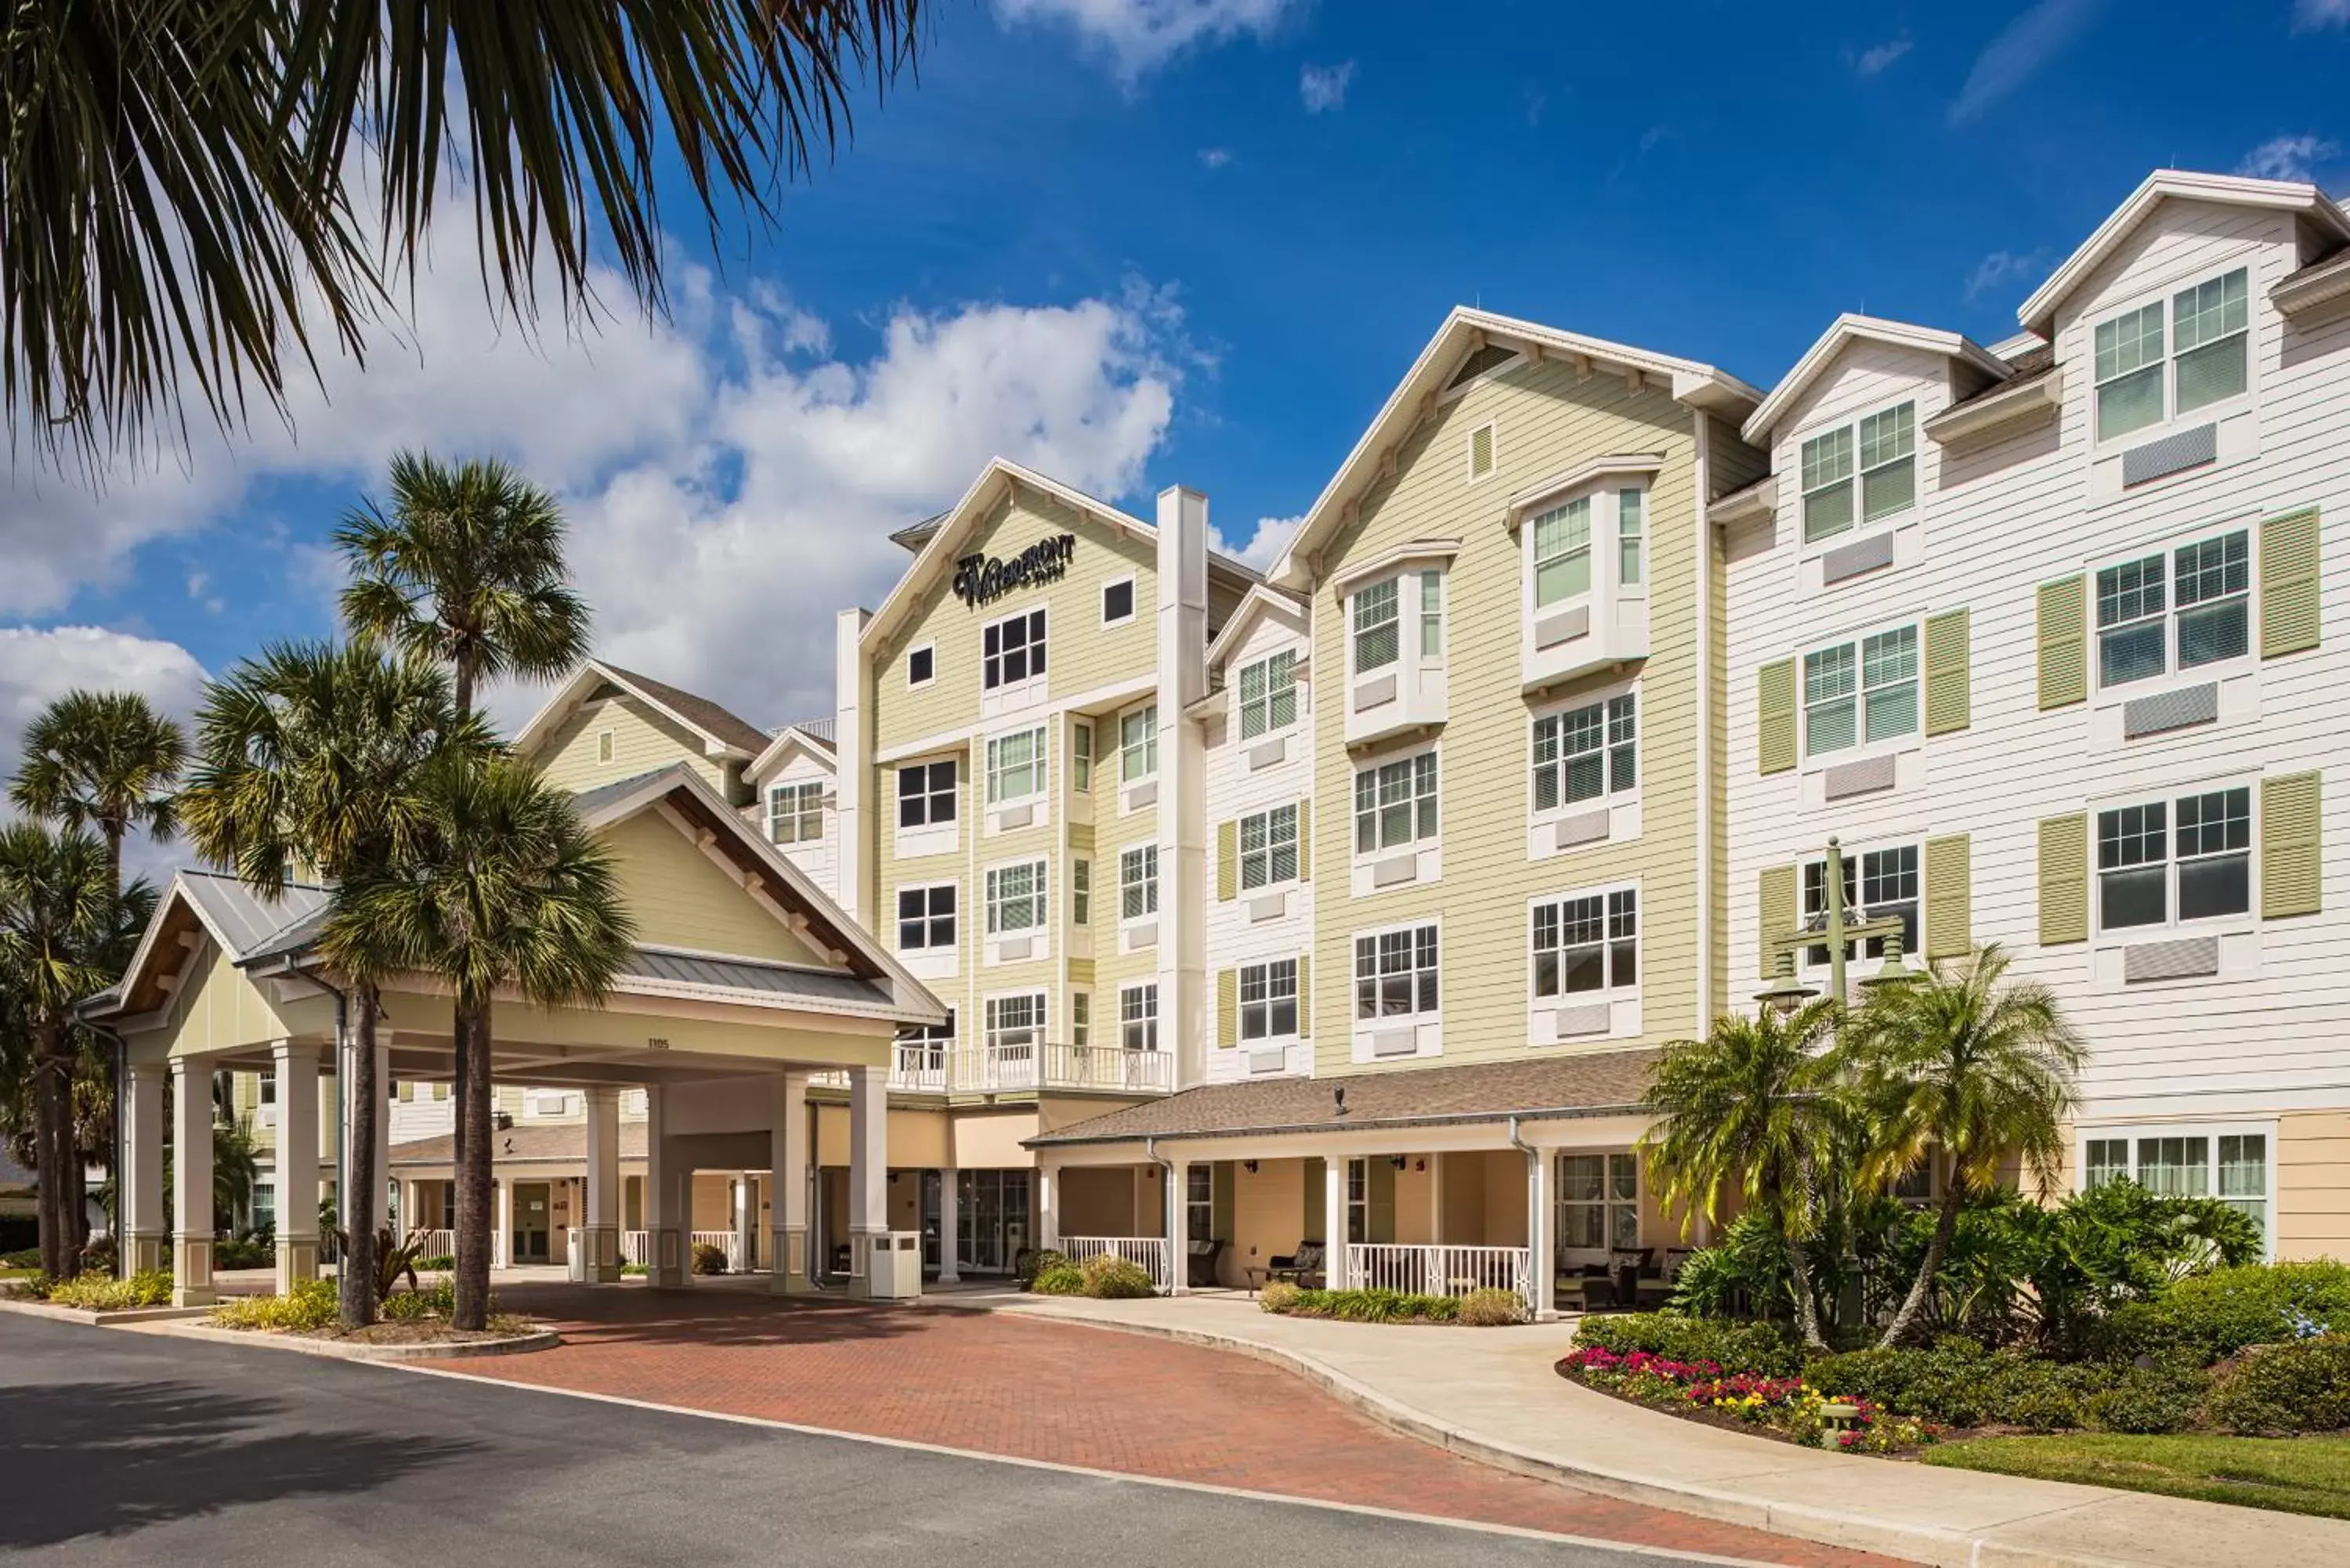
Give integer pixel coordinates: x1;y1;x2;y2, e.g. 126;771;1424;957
125;1319;562;1362
989;1302;2168;1568
0;1295;213;1327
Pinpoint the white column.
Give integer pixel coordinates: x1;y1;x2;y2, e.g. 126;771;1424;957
1167;1161;1192;1295
580;1086;622;1282
271;1040;321;1293
371;1031;392;1231
1037;1162;1061;1251
121;1060;166;1278
1323;1158;1347;1291
494;1179;512;1271
936;1167;960;1284
771;1071;812;1294
733;1171;757;1274
644;1083;684;1287
846;1063;888;1296
1527;1147;1557;1321
834;607;873;923
1155;485;1210;1092
1429;1152;1445;1246
170;1057;215;1306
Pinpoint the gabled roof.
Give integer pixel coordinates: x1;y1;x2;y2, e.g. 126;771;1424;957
747;721;840;786
860;458;1260;655
1742;314;2013;446
511;659;768;763
1265;307;1762;592
2019;169;2350;336
99;871;331;1017
1204;582;1309;674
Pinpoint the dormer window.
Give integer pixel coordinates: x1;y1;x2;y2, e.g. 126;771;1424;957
1238;650;1298;739
1800;402;1914;544
2094;269;2248;443
766;782;824;845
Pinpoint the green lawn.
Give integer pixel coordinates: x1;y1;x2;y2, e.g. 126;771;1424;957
1925;1434;2350;1520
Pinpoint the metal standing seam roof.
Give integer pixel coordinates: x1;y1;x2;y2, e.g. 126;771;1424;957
620;947;895;1006
177;872;332;959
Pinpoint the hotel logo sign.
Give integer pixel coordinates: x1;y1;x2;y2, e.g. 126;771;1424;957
953;533;1076;608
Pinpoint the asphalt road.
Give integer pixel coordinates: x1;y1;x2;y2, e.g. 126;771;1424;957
0;1316;1752;1568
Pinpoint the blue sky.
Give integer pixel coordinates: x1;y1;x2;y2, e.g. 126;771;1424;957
7;0;2350;793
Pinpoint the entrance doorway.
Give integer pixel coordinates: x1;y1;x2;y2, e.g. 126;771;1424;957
956;1169;1032;1274
512;1182;553;1264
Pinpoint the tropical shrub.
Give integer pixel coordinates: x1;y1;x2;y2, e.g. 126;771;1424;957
212;1276;340;1331
1802;1340;2109;1431
215;1237;272;1270
78;1237;119;1276
2012;1180;2261;1358
378;1277;463;1322
1458;1288;1526;1326
1559;1345;1938;1451
1256;1281;1302;1314
2106;1260;2350;1365
1029;1263;1084;1296
1573;1313;1803;1377
2081;1365;2211;1434
1258;1286;1465;1323
1076;1254;1155;1299
414;1255;456;1272
2201;1335;2350;1435
691;1243;727;1276
2;1247;42;1270
1014;1248;1068;1290
42;1270;172;1310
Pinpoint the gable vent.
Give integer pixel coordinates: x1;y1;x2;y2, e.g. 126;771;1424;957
1447;342;1517;391
1467;421;1497;481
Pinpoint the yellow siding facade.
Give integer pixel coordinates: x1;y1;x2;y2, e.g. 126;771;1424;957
537;694;732;796
600;810;826;966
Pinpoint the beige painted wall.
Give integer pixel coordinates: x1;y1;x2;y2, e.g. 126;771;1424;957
1060;1165;1159;1237
953;1108;1042;1168
601;811;824;965
1228;1157;1311;1275
2277;1111;2350;1262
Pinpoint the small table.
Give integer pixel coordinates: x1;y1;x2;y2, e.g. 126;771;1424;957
1244;1266;1268;1297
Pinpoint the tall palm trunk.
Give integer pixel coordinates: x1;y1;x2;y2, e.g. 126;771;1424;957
1779;1157;1828;1350
32;1021;77;1278
338;985;381;1328
453;995;496;1330
1878;1160;1964;1349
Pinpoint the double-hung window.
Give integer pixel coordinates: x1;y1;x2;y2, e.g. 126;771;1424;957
984;992;1044;1055
2097;786;2251;931
1185;1163;1213;1240
2094;268;2249;443
1119;844;1159;920
1531;889;1637;999
1531;497;1593;607
1120;704;1158;783
1238;650;1298;739
1353;578;1401;672
2084;1128;2269;1245
1618;490;1645;587
985;726;1047;804
895;884;956;951
1419;569;1445;656
1800;403;1915;544
982;607;1047;692
984;858;1048;935
898;760;956;827
1802;626;1917;755
1532;695;1636;811
2095;529;2251;689
1804;845;1918;962
1239;958;1299;1039
1070;858;1091;925
1238;804;1300;890
1559;1153;1640;1251
1354;924;1439;1020
766;781;823;845
1354;752;1438;854
1119;983;1158;1051
1072;721;1094;792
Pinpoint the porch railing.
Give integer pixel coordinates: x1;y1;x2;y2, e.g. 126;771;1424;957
952;1041;1173;1095
411;1229;455;1261
621;1230;649;1266
1061;1235;1170;1292
1346;1244;1532;1308
689;1230;743;1271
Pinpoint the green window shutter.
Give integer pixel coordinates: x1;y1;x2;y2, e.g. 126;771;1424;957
1296;954;1311;1037
1923;609;1972;736
2037;576;2088;710
2038;815;2089;945
1217;819;1237;901
1217;968;1238;1047
1296;799;1312;882
2262;771;2323;919
1366;1157;1396;1245
1757;659;1797;775
1211;1162;1235;1243
2261;507;2322;659
1758;864;1797;977
1301;1157;1326;1243
1924;834;1972;959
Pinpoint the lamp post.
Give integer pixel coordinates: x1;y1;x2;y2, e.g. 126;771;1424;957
1756;836;1918;1013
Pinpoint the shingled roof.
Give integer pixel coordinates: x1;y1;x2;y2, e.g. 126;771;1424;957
1026;1050;1661;1148
596;662;770;757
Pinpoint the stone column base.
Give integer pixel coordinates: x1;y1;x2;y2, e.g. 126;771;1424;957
649;1225;686;1288
274;1235;320;1295
575;1223;622;1284
768;1226;815;1295
125;1230;168;1279
172;1235;216;1308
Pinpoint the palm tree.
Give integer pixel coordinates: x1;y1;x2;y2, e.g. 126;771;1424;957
0;825;119;1278
8;3;927;457
179;642;493;1326
335;453;593;717
1641;1000;1847;1349
1839;945;2085;1349
332;755;632;1329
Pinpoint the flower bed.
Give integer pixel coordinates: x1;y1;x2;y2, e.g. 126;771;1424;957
1560;1343;1936;1453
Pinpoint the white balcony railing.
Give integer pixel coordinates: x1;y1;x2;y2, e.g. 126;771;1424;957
410;1230;455;1261
1346;1243;1531;1308
1061;1235;1170;1292
621;1230;649;1266
891;1039;949;1093
811;1041;1173;1097
689;1230;744;1272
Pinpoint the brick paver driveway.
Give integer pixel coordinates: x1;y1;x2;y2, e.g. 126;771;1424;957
429;1284;1903;1567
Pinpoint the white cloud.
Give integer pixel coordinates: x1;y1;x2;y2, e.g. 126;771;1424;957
2294;0;2350;31
1198;146;1233;168
992;0;1295;81
2237;134;2340;184
1213;514;1300;573
1965;247;2048;305
1852;34;1913;76
1950;0;2102;126
1299;60;1358;114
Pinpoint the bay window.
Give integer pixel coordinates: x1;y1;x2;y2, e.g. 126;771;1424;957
1531;496;1593;607
1353;578;1400;672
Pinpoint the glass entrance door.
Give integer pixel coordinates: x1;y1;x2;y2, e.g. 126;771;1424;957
955;1169;1033;1274
920;1171;942;1275
512;1182;552;1264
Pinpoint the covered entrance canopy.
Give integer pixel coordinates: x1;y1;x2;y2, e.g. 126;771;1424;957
86;764;946;1306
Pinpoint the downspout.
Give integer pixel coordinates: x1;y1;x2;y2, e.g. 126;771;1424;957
1692;413;1716;1039
1145;1135;1177;1292
1507;1114;1544;1317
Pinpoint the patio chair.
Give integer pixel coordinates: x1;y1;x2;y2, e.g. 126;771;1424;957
1266;1240;1325;1289
1187;1237;1227;1288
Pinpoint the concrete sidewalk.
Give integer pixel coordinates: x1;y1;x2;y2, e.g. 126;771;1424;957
982;1290;2348;1568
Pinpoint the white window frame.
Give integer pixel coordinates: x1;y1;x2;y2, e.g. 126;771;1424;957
985;725;1049;806
1238;803;1301;892
897;758;958;829
2092;779;2256;939
981;605;1048;695
1353;747;1439;858
1119;702;1159;785
766;780;824;846
1529;883;1640;1005
983;857;1049;938
2091;524;2255;695
1119;981;1159;1053
1353;920;1441;1024
983;991;1047;1055
1531;690;1638;818
1071;720;1094;793
1799;841;1922;973
1557;1151;1641;1255
1418;567;1445;659
906;642;936;689
1238;956;1300;1042
595;728;615;764
1119;843;1159;922
2091;266;2252;448
2078;1121;2275;1256
1100;573;1137;628
1070;857;1091;927
895;882;956;952
1237;649;1300;740
1800;620;1921;762
1795;399;1918;548
1185;1162;1214;1239
1350;576;1402;675
1070;990;1090;1049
